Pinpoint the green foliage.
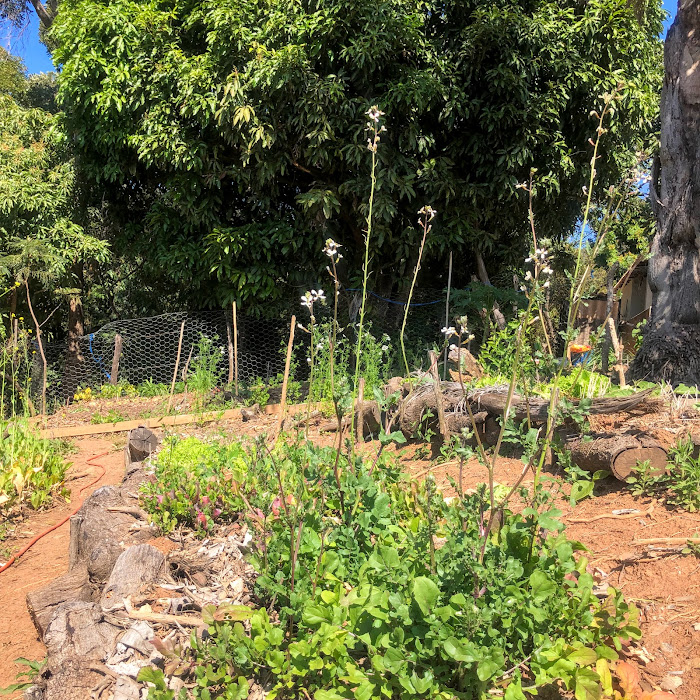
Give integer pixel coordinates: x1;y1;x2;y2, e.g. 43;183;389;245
0;419;68;513
140;436;250;534
52;0;664;310
90;408;127;424
187;335;225;403
141;436;642;700
0;657;46;695
627;437;700;511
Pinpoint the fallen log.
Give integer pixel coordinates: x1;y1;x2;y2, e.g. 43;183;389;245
26;565;94;638
473;388;654;423
566;433;667;480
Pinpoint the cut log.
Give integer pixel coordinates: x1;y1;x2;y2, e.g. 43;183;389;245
126;426;158;466
447;347;483;381
319;400;381;438
69;486;155;582
566;433;667;480
101;544;168;612
26;565;94;638
43;602;121;700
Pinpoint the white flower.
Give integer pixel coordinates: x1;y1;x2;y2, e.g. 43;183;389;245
441;326;457;337
366;106;385;123
301;292;313;309
525;257;532;263
543;280;550;288
449;344;458;351
467;334;475;341
524;271;532;281
543;266;554;275
323;239;342;258
316;343;323;350
418;205;437;221
306;357;311;364
381;344;389;352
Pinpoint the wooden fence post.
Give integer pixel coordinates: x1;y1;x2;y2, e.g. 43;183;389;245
110;334;123;385
277;315;296;434
168;320;186;412
232;302;239;396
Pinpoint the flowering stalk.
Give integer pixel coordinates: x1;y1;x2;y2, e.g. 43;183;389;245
323;239;343;406
400;206;435;377
352;106;385;445
300;289;326;437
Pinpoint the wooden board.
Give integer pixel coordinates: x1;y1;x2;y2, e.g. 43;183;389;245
36;402;316;439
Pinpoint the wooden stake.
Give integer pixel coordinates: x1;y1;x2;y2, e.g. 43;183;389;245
607;318;626;387
12;317;18;349
110;334;123;386
277;315;296;434
225;311;234;384
443;251;453;380
428;350;448;439
168;320;186;412
232;302;239;396
355;377;365;443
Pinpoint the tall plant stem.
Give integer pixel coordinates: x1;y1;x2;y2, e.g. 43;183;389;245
351;144;377;445
400;216;430;378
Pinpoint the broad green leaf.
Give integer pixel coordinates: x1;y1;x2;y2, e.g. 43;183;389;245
412;576;439;616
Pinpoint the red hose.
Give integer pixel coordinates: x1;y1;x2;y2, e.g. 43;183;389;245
0;451;109;574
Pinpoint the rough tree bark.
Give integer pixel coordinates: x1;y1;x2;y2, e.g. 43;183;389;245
632;0;700;385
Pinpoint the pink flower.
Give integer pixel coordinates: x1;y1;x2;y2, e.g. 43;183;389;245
201;496;211;506
213;508;222;519
156;494;164;505
196;511;208;528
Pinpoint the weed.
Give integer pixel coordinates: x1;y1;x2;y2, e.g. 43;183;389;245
91;409;127;424
0;657;46;695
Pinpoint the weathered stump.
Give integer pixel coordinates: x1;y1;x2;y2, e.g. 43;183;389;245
26;566;94;638
567;433;667;480
101;544;167;612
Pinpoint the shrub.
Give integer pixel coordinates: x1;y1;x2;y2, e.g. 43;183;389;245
140;436;641;700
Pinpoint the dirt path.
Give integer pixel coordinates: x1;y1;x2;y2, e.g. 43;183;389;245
0;438;124;694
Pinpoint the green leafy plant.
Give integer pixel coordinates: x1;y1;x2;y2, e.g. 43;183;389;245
627;437;700;511
0;419;69;513
90;409;127;424
0;657;46;695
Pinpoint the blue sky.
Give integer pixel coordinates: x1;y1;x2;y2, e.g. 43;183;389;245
0;0;681;75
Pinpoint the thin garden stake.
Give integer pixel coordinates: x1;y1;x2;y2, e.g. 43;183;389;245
443;251;453;380
168;320;186;412
277;315;296;435
232;301;239;396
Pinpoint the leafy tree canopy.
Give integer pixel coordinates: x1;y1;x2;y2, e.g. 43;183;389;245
52;0;664;313
0;70;108;313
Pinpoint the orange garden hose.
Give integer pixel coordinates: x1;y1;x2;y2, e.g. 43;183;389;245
0;451;109;574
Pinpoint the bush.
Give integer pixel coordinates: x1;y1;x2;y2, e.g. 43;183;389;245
140;436;640;700
0;419;69;514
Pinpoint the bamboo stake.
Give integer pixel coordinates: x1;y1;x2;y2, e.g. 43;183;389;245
443;251;453;380
232;302;239;396
277;315;296;434
168;320;186;412
25;280;47;415
225;312;234;384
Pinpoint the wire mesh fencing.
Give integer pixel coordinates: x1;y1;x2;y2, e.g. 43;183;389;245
36;288;450;411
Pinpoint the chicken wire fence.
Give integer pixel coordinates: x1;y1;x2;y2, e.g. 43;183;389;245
35;288;450;411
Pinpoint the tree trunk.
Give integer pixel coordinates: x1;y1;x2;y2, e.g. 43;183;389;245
63;264;85;401
632;0;700;386
601;263;619;376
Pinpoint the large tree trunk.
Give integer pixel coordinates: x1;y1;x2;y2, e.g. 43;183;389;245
63;263;86;402
632;0;700;386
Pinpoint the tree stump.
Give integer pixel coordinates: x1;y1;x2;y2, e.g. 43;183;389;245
101;544;168;612
567;433;667;480
124;426;158;470
26;565;94;638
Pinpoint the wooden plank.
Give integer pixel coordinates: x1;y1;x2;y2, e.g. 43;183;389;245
37;401;315;439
